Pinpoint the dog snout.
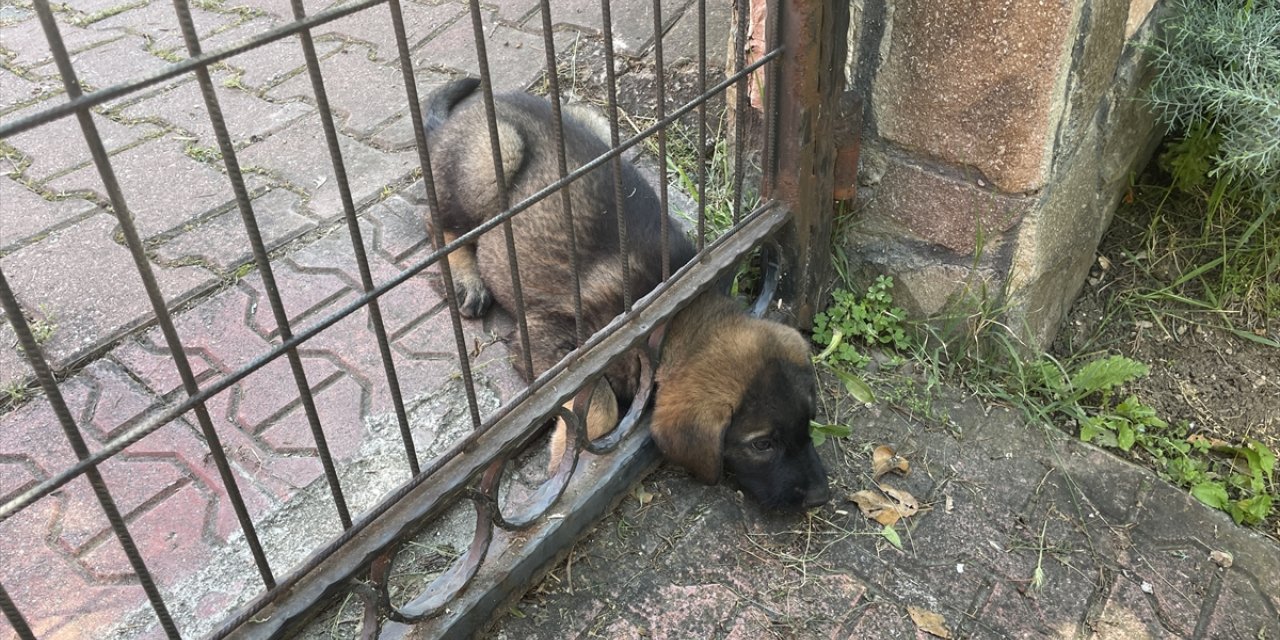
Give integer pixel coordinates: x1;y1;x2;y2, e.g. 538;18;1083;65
803;477;832;508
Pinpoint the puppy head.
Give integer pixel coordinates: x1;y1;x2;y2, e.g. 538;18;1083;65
652;320;831;510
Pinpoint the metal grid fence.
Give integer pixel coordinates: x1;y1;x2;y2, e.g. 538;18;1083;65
0;0;843;636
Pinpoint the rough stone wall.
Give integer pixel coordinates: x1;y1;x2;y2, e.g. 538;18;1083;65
841;0;1163;348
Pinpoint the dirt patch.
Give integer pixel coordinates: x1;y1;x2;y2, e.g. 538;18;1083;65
1056;280;1279;453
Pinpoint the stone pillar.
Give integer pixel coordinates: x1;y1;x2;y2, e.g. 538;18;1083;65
842;0;1163;349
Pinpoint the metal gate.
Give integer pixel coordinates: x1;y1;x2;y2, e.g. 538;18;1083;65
0;0;845;636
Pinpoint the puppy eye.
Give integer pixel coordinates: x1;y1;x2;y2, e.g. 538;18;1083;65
751;438;773;452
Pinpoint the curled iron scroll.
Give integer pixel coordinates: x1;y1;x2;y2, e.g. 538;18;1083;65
378;494;493;623
483;405;581;530
576;325;665;456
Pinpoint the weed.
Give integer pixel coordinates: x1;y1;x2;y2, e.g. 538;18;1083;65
2;380;32;406
812;276;909;370
184;143;222;164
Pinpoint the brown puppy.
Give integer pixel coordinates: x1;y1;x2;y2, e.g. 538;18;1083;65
424;78;830;510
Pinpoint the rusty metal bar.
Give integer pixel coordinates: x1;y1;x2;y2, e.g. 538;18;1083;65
652;0;672;281
384;0;483;430
169;0;280;589
599;0;633;310
537;0;586;345
467;0;536;377
213;202;792;638
767;0;846;327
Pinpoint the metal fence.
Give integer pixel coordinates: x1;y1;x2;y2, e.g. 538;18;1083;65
0;0;845;637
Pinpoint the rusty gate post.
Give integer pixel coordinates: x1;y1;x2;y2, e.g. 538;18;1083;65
767;0;850;327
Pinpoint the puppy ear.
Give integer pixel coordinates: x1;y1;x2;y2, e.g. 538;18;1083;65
650;397;732;485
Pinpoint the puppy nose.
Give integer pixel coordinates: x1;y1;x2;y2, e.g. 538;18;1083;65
803;480;831;508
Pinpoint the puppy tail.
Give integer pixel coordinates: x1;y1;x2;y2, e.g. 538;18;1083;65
424;77;481;133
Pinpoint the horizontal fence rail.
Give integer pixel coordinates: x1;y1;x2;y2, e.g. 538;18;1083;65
0;0;840;636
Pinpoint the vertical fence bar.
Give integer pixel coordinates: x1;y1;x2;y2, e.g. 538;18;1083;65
652;0;671;280
285;0;362;529
696;0;708;248
598;0;633;309
0;580;35;640
274;2;423;478
169;0;300;589
768;0;846;326
384;3;483;430
466;0;535;377
0;269;180;639
537;0;585;346
731;0;749;225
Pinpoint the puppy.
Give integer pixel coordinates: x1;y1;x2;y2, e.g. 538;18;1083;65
424;78;830;510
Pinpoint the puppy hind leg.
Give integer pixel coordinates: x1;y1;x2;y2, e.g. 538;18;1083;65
548;377;619;475
438;230;492;318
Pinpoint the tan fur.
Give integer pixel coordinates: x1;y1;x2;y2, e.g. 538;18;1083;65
547;378;619;473
648;294;811;483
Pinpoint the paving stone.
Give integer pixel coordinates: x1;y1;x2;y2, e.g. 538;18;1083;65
366;70;452;150
0;176;98;251
365;194;431;265
123;416;277;542
46;136;242;239
56;455;187;553
223;0;331;21
90;0;235;54
0;500;146;640
257;372;365;455
3;104;161;182
527;0;692;57
111;336;217;397
0;214;215;371
243;259;357;339
0;376;92;487
309;306;455;415
0;13;124;70
284;216;443;335
77;482;214;588
267;44;410;137
58;0;148;17
116;72;313;148
317;0;464;59
237;113;416;222
154;187;316;273
203;17;344;91
79;358;166;440
657;0;727;69
391;303;457;359
1202;569;1280;638
413;10;558;93
0;67;60;112
33;35;172;90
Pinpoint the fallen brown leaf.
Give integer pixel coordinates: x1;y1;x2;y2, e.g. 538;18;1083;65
872;445;910;479
906;605;952;639
847;484;920;526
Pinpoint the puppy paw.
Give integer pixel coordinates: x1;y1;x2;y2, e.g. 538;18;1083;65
455;274;492;318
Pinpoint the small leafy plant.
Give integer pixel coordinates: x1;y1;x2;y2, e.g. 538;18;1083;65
1024;353;1276;525
812;276;910;370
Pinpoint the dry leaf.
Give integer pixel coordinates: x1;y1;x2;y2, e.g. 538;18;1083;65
847;484;920;526
906;605;952;639
1209;550;1233;568
872;445;910;479
632;484;654;506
